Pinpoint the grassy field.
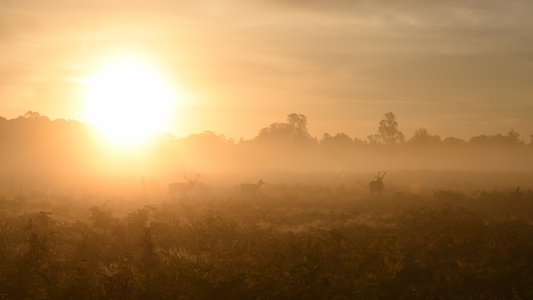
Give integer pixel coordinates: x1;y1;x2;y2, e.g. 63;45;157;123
1;170;533;299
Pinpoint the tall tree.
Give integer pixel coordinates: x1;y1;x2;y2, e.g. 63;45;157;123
24;111;41;119
377;112;405;145
286;113;311;141
255;122;292;143
254;113;312;145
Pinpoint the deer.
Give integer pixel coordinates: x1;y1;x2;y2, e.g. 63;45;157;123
168;173;200;199
369;171;386;198
240;179;266;193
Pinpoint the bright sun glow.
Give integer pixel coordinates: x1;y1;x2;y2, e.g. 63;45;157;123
85;58;174;146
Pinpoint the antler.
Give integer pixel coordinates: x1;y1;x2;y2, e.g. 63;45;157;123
184;173;200;182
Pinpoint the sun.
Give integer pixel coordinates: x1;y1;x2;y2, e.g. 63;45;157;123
84;58;175;146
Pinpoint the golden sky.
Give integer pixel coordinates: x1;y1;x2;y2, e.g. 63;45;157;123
1;0;532;141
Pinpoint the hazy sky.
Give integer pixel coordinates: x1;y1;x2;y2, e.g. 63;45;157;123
1;0;532;141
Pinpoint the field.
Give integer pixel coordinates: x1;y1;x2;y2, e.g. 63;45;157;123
1;170;533;299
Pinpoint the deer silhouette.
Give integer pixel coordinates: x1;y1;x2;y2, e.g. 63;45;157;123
240;179;266;193
168;173;200;199
369;172;386;198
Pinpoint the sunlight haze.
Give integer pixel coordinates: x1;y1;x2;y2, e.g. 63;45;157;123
0;0;532;141
1;2;533;298
84;58;176;145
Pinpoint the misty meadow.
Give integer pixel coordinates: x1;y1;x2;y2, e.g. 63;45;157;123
2;0;533;298
1;112;533;299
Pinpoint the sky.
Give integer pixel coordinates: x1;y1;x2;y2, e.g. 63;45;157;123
1;0;532;142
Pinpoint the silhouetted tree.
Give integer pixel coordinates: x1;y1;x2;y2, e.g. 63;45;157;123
469;129;524;146
409;128;441;144
287;113;311;141
353;137;365;145
321;133;352;148
255;122;292;143
186;131;235;145
498;129;523;145
24;111;41;119
367;134;380;145
377;112;405;145
254;113;314;145
470;135;489;144
443;137;467;145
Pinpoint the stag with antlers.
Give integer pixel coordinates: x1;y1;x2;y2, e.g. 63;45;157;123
240;179;266;193
369;171;386;198
168;173;200;199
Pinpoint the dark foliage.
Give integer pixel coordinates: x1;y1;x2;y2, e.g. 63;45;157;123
2;187;533;299
1;112;532;175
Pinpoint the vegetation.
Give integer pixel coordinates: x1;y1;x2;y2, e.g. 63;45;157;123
1;179;533;299
1;111;532;298
0;111;532;177
376;112;406;145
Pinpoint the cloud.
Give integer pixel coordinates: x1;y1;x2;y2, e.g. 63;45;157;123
0;0;532;139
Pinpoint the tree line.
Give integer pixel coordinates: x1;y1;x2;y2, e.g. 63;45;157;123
185;112;530;148
0;111;532;175
1;111;530;148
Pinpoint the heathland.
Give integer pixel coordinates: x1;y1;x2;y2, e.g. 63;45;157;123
1;112;533;299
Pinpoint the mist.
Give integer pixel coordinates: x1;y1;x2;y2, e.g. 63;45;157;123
2;111;533;299
1;111;531;196
2;0;533;297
